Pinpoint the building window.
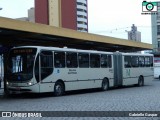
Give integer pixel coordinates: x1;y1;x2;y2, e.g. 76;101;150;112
157;25;160;35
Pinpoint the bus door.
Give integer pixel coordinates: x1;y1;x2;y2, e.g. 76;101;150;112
34;53;40;92
113;52;123;86
35;51;53;92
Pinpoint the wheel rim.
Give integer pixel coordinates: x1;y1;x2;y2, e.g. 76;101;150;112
139;77;143;86
55;84;62;95
102;81;108;90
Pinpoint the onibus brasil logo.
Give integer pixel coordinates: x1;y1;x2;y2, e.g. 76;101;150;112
142;1;158;15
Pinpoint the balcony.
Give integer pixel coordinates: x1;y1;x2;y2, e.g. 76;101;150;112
77;17;87;23
77;24;88;29
77;0;87;4
77;5;87;10
77;11;87;16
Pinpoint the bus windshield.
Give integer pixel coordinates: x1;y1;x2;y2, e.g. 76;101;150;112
7;48;37;81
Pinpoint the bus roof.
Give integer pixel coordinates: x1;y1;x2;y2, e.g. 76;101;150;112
121;52;153;56
12;46;113;54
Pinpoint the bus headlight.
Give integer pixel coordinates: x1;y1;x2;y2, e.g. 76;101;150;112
28;82;32;86
6;82;9;85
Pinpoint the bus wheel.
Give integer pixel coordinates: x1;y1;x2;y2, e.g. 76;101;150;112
138;76;144;87
101;79;109;91
54;82;64;96
159;75;160;80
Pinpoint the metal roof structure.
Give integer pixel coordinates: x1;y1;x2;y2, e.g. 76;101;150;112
0;17;152;53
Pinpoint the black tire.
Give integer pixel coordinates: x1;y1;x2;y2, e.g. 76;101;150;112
138;76;144;87
101;79;109;91
159;75;160;80
54;82;64;96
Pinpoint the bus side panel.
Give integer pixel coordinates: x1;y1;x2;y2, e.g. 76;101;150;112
123;55;153;86
29;83;41;93
123;68;139;85
52;67;114;91
143;67;153;85
65;68;114;91
39;75;55;93
52;68;81;91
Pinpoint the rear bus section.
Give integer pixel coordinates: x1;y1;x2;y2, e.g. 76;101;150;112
113;52;153;87
122;53;153;86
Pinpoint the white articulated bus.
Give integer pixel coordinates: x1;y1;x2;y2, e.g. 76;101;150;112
6;46;153;96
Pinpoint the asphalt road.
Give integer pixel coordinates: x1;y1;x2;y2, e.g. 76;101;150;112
0;79;160;120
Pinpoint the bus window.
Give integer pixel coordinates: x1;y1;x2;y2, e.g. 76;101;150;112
78;53;89;68
90;54;100;68
139;56;145;67
101;54;107;68
40;51;53;80
101;54;112;68
131;56;139;67
145;57;150;67
124;56;132;68
54;52;65;68
7;48;37;82
150;56;153;67
66;52;78;68
35;54;39;83
108;55;112;68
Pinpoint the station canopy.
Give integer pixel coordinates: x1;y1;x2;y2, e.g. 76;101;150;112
0;17;152;53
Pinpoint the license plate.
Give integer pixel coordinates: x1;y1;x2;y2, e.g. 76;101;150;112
12;83;18;86
16;87;21;90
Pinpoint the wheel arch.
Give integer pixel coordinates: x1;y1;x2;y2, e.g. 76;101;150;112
55;79;65;91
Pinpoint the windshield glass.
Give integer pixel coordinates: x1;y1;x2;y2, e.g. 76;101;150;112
7;48;37;81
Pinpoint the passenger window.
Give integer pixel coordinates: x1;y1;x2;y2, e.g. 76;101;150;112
78;53;89;68
34;54;39;83
131;56;139;67
124;56;132;68
66;52;78;68
139;56;145;67
145;57;150;67
90;54;100;68
150;56;153;67
40;51;53;80
108;55;112;68
101;54;112;68
54;52;65;68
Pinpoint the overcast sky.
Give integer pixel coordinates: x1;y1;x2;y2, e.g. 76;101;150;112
0;0;155;44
